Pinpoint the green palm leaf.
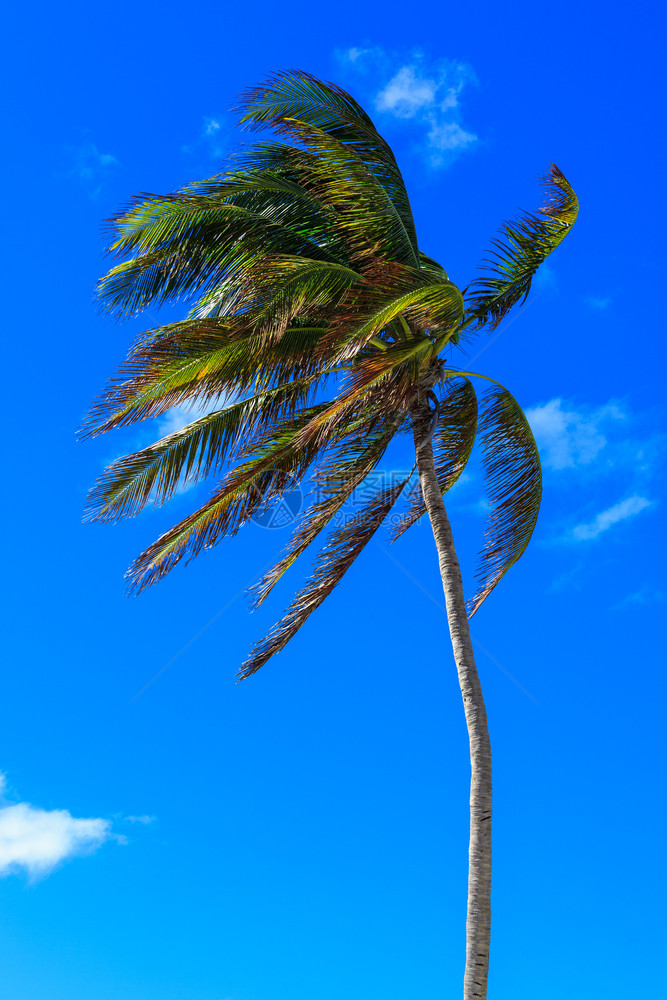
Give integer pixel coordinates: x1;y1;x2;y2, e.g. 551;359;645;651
391;377;478;541
465;164;578;330
321;278;465;363
467;386;542;616
244;257;366;339
239;472;412;679
100;188;347;318
293;338;435;450
236;70;418;254
85;72;575;658
418;252;450;282
80;320;333;438
250;408;405;608
84;377;320;522
126;404;331;594
242;119;419;268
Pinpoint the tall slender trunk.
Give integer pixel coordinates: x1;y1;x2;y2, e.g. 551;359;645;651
412;406;492;999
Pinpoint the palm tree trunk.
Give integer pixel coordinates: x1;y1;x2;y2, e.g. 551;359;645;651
412;406;492;999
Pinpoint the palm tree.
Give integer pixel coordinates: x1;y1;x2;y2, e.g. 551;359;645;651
83;72;577;999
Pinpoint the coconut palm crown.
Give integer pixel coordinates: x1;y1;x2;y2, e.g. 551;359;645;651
83;72;577;998
84;72;577;678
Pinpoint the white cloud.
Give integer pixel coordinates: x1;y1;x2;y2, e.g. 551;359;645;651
339;48;477;165
156;395;226;438
125;814;156;824
533;263;558;292
347;46;370;63
139;396;229;496
73;141;118;181
616;587;665;607
572;495;652;541
525;398;625;470
0;773;112;880
427;120;477;152
62;139;118;198
156;405;201;438
183;115;227;158
585;295;612;310
376;66;438;118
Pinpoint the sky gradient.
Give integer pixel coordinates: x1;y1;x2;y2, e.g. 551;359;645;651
1;2;665;998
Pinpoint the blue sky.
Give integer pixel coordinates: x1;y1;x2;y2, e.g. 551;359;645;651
1;2;665;997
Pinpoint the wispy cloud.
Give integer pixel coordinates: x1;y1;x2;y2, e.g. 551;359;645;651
155;395;226;438
61;138;118;198
203;118;221;137
376;66;440;118
125;814;157;825
533;263;558;293
525;398;625;471
104;395;231;511
130;395;229;497
0;772;114;880
338;48;478;166
525;397;664;551
572;495;653;541
584;295;612;310
615;586;666;608
182;116;227;159
547;563;586;594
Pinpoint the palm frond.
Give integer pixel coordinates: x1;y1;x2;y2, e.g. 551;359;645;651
391;377;478;541
235;70;418;254
293;338;434;450
467;387;542;616
85;377;319;522
79;320;333;438
84;72;576;661
126;405;330;593
80;320;239;437
243;256;365;340
321;279;464;362
99;187;347;318
418;252;449;282
465;164;578;330
250;407;405;607
239;472;411;679
243;119;419;268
